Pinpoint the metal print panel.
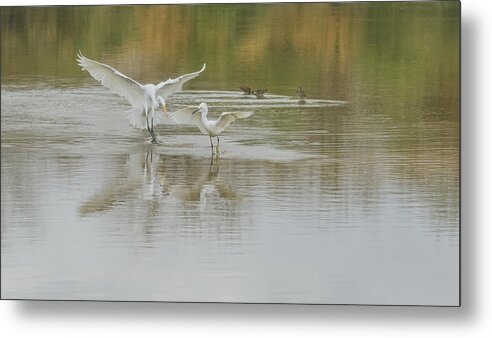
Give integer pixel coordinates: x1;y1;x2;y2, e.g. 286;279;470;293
0;1;460;305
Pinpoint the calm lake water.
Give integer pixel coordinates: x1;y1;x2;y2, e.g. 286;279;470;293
1;3;459;305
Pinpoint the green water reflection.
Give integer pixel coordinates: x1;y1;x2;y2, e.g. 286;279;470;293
2;3;459;103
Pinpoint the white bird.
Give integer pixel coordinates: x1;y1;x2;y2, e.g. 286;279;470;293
76;52;206;143
168;103;254;154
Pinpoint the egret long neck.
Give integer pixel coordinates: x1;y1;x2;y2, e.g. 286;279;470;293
199;113;213;134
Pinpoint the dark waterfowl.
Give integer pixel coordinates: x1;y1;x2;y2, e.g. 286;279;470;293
297;87;307;101
253;88;268;98
239;86;252;95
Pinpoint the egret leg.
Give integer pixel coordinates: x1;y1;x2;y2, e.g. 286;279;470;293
209;154;214;170
151;116;158;142
146;115;157;143
145;115;151;135
209;154;219;174
148;126;156;144
216;136;220;157
149;116;157;140
209;135;214;155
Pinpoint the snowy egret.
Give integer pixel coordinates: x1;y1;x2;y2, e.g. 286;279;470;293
168;103;254;154
239;86;252;95
76;52;206;143
297;87;307;101
252;89;268;98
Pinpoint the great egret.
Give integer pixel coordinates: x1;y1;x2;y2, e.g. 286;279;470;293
252;89;268;98
76;52;206;143
239;86;252;95
168;103;254;154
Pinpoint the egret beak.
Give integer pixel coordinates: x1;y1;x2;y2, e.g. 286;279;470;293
161;103;167;113
192;108;200;115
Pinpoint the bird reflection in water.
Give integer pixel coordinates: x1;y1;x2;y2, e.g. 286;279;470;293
79;146;238;216
78;144;161;215
171;156;238;211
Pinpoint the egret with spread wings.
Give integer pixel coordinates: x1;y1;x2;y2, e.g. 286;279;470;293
76;52;206;143
168;103;254;155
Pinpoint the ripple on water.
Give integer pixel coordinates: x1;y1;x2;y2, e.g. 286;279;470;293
1;84;458;304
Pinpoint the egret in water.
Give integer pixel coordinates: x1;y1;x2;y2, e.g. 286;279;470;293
76;52;206;143
167;103;254;154
252;88;268;98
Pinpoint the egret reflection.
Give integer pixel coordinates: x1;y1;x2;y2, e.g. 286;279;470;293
79;147;239;216
172;156;239;210
78;144;162;215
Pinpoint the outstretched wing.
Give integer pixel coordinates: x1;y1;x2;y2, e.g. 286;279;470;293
167;106;200;124
167;106;209;135
215;111;254;134
156;64;206;99
77;51;144;108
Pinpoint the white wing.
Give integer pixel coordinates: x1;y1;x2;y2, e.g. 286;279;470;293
167;106;200;124
168;106;209;135
215;111;254;134
77;52;144;108
156;64;206;99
